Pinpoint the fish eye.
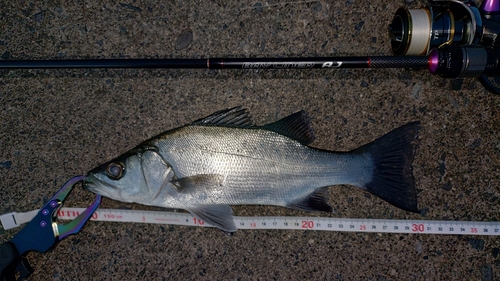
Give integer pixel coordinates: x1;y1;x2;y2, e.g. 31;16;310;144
105;162;125;180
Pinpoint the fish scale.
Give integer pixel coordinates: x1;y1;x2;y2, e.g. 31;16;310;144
157;126;369;186
85;107;420;232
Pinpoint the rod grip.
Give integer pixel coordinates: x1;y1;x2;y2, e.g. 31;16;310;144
370;56;428;69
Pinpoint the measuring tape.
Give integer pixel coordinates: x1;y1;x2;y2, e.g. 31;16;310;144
1;208;499;235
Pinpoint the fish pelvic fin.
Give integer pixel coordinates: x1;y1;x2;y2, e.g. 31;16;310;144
262;110;315;145
356;122;421;213
287;187;335;213
187;205;237;233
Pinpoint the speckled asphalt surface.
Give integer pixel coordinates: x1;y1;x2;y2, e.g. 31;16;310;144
0;1;499;280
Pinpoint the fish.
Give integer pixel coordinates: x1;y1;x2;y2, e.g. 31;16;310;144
84;107;420;233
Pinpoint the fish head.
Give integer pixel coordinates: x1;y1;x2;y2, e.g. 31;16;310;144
84;146;176;205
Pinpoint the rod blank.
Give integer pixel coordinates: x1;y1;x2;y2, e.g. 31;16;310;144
0;56;429;70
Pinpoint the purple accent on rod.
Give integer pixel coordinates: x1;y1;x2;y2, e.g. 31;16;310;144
480;0;500;13
428;49;439;75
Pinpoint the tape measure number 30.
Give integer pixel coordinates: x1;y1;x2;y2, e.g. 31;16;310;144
1;208;499;236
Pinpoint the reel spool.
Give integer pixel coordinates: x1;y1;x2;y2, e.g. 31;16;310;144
389;1;483;55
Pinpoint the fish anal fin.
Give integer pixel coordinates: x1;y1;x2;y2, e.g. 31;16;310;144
262;111;315;145
171;174;226;192
187;205;237;233
191;106;253;127
287;187;334;213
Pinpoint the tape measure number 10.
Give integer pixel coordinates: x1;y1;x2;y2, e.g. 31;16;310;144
1;208;499;236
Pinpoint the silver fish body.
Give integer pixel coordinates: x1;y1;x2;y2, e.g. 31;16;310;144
85;107;420;232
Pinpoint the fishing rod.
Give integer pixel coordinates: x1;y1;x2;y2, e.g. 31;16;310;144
1;45;499;91
1;0;500;93
0;55;429;69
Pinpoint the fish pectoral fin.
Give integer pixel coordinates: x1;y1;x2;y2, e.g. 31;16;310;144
262;110;315;145
187;205;237;233
171;174;226;193
287;187;336;213
190;106;254;127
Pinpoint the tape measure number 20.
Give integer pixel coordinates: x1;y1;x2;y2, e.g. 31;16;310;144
1;208;499;236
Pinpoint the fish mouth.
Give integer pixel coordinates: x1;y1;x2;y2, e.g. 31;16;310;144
81;176;93;190
82;174;102;194
82;173;124;201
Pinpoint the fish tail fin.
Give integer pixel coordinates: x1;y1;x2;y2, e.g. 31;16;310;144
356;122;420;213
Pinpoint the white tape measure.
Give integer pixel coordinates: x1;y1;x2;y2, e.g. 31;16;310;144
1;208;499;235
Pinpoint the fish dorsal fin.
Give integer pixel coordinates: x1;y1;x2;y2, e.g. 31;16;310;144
191;106;253;127
262;111;315;145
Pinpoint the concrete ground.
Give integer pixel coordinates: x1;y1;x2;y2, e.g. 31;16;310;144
1;0;499;280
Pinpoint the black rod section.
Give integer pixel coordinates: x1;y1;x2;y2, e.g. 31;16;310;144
0;59;209;69
370;56;429;68
0;56;429;69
